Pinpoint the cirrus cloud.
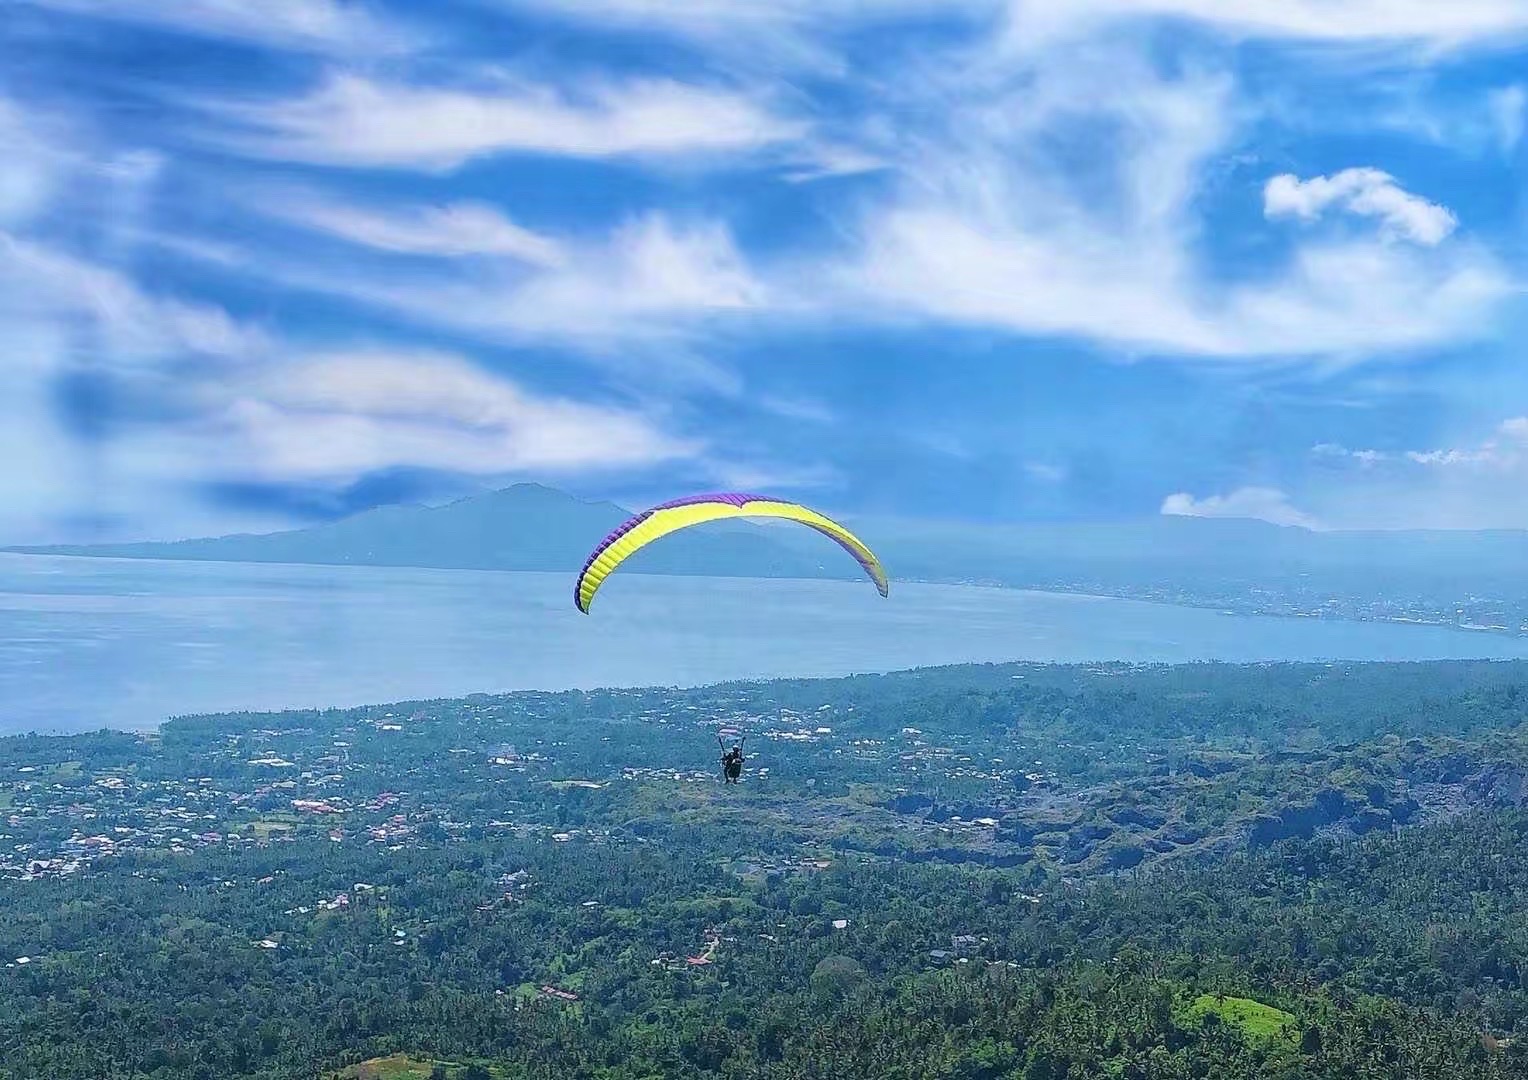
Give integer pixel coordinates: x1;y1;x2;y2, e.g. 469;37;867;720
216;73;804;171
1312;417;1528;473
17;0;415;56
230;209;767;385
0;233;270;363
819;50;1510;362
212;349;700;484
10;0;1528;543
258;193;566;265
1305;418;1528;529
1003;0;1528;50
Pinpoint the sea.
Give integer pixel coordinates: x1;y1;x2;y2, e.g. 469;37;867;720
5;552;1528;734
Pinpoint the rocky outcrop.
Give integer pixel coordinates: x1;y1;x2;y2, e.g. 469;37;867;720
1109;806;1167;828
994;818;1037;846
1157;819;1208;846
1243;782;1428;850
1468;764;1528;807
1247;788;1372;849
1098;842;1147;871
1407;762;1528;822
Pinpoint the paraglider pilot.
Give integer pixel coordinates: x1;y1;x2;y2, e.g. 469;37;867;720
718;734;746;784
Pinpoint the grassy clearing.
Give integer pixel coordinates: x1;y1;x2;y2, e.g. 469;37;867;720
331;1054;439;1080
30;761;84;780
249;819;299;837
328;1054;508;1080
1179;994;1300;1048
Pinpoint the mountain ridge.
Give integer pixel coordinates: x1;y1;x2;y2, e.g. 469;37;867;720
13;486;1528;623
4;484;858;583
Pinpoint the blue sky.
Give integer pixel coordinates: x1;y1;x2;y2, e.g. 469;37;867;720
5;1;1528;541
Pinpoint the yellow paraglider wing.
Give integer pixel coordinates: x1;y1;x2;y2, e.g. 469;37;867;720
574;492;888;613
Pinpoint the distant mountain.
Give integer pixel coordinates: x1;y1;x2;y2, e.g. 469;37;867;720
6;484;854;582
14;487;1528;622
854;513;1528;620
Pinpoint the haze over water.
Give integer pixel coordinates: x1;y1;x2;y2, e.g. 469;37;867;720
6;553;1528;734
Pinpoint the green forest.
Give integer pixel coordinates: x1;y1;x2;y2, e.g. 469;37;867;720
4;659;1528;1078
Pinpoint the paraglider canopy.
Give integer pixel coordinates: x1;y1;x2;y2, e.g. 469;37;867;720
574;492;888;613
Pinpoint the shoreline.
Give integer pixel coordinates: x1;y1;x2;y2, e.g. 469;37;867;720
2;550;1519;639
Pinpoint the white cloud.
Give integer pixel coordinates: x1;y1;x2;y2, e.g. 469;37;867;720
0;318;84;542
0;99;281;542
489;0;1528;71
0;257;267;544
0;96;735;542
219;73;802;170
508;0;956;31
502;214;767;333
243;211;766;375
0;234;269;362
1004;0;1528;50
163;17;1515;371
823;56;1233;351
209;350;698;483
759;395;836;423
15;2;1528;545
0;345;702;542
0;101;259;364
18;0;411;55
1161;486;1320;528
1025;462;1067;483
0;100;156;232
0;152;706;534
512;0;1528;61
1312;443;1389;467
780;143;891;184
1316;417;1528;474
262;195;565;265
1404;447;1500;466
1489;84;1526;152
1302;418;1528;529
131;206;760;395
1212;239;1505;354
0;247;707;532
1264;168;1457;245
822;51;1510;361
0;101;70;229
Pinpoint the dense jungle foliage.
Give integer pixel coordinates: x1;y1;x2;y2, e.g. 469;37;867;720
4;660;1528;1078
